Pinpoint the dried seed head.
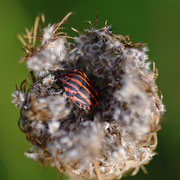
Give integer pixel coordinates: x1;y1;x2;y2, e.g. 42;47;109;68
12;13;165;180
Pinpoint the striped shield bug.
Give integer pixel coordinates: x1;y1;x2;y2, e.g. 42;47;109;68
55;68;98;110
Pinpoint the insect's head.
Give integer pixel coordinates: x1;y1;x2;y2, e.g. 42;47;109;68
54;69;68;79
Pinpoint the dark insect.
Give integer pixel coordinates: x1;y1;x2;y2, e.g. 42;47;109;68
55;68;98;110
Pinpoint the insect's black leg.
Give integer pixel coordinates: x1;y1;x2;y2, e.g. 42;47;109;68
59;86;65;95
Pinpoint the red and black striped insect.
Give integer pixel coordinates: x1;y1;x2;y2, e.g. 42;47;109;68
55;68;98;110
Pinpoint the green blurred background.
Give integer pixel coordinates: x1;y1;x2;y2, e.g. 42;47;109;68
0;0;180;179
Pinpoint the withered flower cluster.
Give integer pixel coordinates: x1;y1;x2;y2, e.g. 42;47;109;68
12;13;165;180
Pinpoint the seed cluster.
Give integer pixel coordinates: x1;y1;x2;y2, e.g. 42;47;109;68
12;13;165;180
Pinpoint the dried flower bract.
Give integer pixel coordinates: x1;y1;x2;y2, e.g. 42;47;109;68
12;13;165;180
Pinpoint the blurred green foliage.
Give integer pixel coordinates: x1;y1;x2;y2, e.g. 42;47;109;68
0;0;180;179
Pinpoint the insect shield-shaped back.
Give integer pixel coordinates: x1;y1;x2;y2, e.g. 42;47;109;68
55;69;98;110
